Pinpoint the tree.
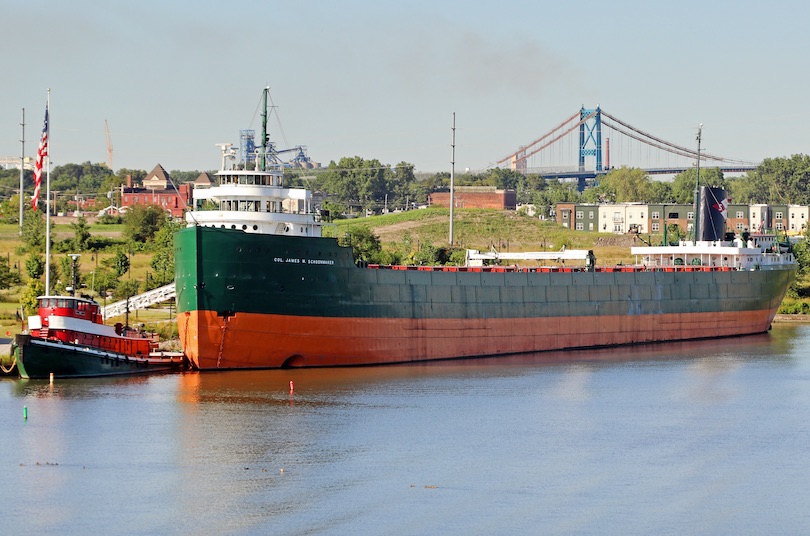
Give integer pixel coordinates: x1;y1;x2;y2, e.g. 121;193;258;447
339;225;382;264
123;204;168;242
0;257;21;289
25;254;45;280
102;248;131;277
70;215;91;251
595;167;653;203
671;168;726;204
755;154;810;205
21;209;46;252
21;280;45;315
114;279;141;301
149;220;182;287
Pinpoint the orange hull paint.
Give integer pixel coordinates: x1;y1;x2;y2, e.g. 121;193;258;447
178;307;779;370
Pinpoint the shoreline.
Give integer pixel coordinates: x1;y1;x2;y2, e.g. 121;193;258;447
773;314;810;323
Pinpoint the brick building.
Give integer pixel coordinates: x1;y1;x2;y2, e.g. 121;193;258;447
120;164;192;218
429;186;516;210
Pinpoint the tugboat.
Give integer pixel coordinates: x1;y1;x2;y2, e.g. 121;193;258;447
15;257;183;379
15;296;182;379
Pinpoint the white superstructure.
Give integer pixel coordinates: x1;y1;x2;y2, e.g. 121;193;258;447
187;143;323;237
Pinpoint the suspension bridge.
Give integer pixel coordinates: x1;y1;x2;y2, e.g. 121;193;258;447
494;107;757;186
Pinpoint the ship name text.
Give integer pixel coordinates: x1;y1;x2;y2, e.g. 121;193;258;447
274;257;335;266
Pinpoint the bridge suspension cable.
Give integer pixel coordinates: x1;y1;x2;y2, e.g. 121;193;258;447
496;110;597;165
495;107;757;173
600;110;752;165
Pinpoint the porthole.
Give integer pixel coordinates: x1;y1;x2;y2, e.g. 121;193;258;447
242;225;247;230
253;225;258;231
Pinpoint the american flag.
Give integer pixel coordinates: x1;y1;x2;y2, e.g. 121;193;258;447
32;107;49;210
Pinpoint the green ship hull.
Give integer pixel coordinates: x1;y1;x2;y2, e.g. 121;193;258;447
174;226;796;370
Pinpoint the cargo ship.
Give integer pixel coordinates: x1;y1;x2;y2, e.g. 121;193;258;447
174;90;796;370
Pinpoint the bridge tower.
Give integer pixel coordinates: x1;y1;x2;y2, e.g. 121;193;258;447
578;106;603;173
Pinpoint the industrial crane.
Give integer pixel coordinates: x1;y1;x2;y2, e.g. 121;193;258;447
104;119;113;169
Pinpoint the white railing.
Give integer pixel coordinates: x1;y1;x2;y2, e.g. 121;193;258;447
101;283;176;320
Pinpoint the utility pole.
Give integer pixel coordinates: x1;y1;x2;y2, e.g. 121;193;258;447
449;112;456;246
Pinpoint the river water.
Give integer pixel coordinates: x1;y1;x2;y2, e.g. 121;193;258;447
3;323;810;535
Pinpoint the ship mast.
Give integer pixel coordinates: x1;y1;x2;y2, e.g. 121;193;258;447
261;87;269;172
692;123;703;243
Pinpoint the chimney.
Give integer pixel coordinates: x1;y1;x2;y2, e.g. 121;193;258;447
126;175;132;188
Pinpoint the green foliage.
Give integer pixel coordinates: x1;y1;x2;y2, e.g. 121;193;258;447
315;157;419;212
21;210;46;252
0;257;21;289
101;248;129;277
320;200;347;221
413;242;439;265
149;221;182;287
21;280;45;316
751;154;810;205
98;213;123;224
0;194;25;225
778;297;810;314
51;162;114;194
589;167;655;203
338;225;383;264
114;279;141;300
671;168;726;204
791;238;810;276
90;267;119;297
71;215;92;251
123;204;169;242
25;254;44;280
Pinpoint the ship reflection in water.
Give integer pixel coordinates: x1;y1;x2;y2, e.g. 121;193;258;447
4;324;810;535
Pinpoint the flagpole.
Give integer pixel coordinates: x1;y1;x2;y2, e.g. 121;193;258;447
45;89;51;296
19;108;25;237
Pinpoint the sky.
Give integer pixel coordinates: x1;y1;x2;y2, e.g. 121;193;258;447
3;0;809;175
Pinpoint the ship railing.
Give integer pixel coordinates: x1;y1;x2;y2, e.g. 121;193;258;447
364;264;747;274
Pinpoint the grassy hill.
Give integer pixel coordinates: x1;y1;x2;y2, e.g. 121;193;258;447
332;208;639;266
